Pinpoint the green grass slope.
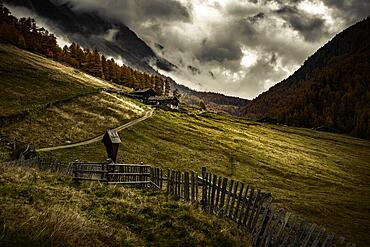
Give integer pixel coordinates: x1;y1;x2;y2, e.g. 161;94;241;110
0;44;146;159
0;164;251;246
48;108;370;245
0;44;126;117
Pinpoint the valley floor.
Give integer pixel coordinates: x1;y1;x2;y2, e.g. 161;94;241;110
46;108;370;246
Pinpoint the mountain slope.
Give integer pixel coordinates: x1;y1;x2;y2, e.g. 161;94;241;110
245;17;370;138
4;0;174;74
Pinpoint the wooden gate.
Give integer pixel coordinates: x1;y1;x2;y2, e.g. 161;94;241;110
72;161;163;189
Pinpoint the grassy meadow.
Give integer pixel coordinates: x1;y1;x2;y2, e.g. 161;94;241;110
0;163;251;246
0;44;144;160
1;92;146;148
0;43;127;117
47;107;370;245
1;43;369;245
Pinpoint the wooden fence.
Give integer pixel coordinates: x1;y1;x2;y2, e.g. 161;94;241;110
165;167;356;247
1;156;72;174
1;158;356;246
71;161;163;189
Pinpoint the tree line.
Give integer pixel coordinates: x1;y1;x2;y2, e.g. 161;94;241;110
0;4;170;95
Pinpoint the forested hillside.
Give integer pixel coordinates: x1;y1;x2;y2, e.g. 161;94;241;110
0;4;170;95
245;17;370;139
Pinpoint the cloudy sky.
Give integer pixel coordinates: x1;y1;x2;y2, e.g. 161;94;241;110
12;0;370;99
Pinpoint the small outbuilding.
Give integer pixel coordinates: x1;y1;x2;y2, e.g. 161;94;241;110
130;88;158;103
102;130;121;162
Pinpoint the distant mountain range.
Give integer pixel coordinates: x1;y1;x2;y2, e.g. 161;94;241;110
4;0;248;113
245;17;370;138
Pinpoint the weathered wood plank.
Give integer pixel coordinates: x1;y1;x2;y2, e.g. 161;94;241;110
254;207;274;247
322;232;335;247
160;168;163;190
275;211;292;244
224;180;235;217
311;227;326;247
290;220;308;246
210;174;217;213
215;176;222;212
184;171;190;201
207;173;212;206
219;177;228;215
251;191;266;233
280;215;297;246
191;171;195;203
73;169;108;174
195;172;199;207
229;181;239;219
301;223;317;247
265;208;285;246
107;181;152;184
247;189;260;230
234;182;245;221
242;186;255;226
237;183;250;225
202;167;207;209
107;173;150;176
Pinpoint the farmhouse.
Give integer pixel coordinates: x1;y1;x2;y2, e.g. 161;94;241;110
130;88;158;103
147;96;179;110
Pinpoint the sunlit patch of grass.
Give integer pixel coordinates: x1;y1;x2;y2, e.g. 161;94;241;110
1;92;145;148
48;108;370;245
0;164;251;246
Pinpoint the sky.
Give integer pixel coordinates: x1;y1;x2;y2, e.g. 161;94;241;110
10;0;370;99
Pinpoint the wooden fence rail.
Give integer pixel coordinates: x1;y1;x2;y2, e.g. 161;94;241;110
1;158;356;247
71;161;163;189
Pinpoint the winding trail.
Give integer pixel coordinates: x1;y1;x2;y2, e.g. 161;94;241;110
36;109;153;152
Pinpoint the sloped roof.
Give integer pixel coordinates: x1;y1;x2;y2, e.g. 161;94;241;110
132;88;157;94
148;96;179;101
103;130;121;144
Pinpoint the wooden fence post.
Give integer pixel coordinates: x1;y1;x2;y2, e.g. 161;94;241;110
242;186;255;226
184;171;189;201
195;172;199;207
191;171;195;204
234;182;244;221
224;179;234;217
215;176;222;212
160;168;163;190
201;167;207;209
167;169;171;194
210;174;217;213
218;177;228;215
229;181;239;219
238;184;250;225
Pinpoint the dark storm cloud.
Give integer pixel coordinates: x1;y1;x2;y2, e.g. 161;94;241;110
54;0;190;25
275;6;328;42
196;38;243;63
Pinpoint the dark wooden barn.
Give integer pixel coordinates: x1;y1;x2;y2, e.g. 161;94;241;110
130;88;158;102
147;96;179;109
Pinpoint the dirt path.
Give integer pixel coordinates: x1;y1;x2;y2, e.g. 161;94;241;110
36;109;153;152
